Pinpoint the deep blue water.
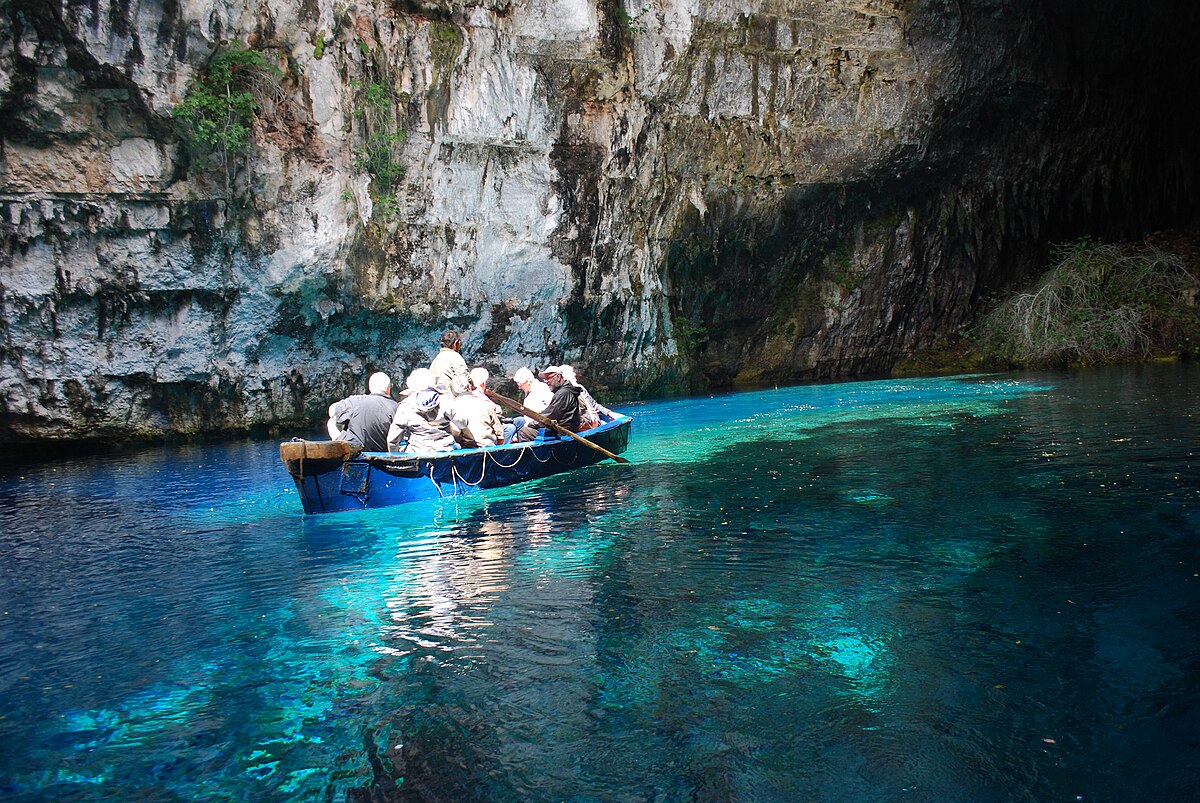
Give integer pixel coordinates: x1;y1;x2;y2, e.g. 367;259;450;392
1;364;1198;801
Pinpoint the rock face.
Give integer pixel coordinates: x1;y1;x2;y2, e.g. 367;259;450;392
1;0;1196;443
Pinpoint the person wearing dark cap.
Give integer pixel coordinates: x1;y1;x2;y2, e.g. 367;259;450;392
513;365;581;442
429;330;470;396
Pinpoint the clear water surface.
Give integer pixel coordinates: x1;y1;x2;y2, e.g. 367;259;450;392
1;364;1197;801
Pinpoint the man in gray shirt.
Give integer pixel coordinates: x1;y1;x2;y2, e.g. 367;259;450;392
326;371;398;452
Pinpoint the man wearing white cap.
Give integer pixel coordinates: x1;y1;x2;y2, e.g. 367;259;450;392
504;366;552;442
512;366;551;411
511;366;581;442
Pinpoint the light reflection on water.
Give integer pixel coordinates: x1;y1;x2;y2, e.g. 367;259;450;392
0;365;1197;800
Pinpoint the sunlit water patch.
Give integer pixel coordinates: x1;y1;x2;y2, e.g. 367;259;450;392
1;365;1197;800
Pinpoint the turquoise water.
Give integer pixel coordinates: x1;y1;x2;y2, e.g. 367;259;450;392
1;364;1197;800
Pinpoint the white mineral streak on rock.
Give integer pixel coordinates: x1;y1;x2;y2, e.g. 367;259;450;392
516;0;599;49
398;0;615;370
308;58;347;137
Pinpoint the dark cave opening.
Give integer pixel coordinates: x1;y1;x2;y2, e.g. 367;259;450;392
665;0;1200;386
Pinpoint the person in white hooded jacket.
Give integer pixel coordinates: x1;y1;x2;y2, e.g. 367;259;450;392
387;368;457;453
560;364;614;430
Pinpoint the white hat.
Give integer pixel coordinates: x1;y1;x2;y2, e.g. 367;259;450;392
405;367;438;393
538;365;565;379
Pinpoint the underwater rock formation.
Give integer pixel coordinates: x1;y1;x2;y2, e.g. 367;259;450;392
1;0;1196;442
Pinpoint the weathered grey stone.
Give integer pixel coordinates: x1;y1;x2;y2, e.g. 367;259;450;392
0;0;1196;443
108;138;173;190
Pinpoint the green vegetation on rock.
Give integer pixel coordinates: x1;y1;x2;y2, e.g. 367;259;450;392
353;118;407;189
673;315;708;354
616;7;649;35
173;42;281;192
970;238;1199;367
827;242;862;292
430;22;463;68
351;48;407;221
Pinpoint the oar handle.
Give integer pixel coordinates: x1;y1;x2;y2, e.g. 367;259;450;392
485;388;630;464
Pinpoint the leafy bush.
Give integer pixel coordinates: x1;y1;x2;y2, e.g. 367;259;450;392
673;316;708;353
353;81;407;193
372;193;400;221
354;129;407;185
972;239;1199;366
173;43;281;189
350;71;407;219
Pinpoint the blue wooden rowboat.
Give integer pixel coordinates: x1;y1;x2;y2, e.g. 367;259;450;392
280;414;633;514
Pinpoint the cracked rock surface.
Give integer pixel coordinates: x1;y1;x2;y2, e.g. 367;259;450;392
1;0;1196;443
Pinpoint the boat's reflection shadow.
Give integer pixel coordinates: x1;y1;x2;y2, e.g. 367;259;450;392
345;474;637;799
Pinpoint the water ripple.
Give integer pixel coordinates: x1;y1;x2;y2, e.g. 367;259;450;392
1;366;1197;800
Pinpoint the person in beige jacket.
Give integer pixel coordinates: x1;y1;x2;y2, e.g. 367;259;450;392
448;370;505;448
429;330;470;396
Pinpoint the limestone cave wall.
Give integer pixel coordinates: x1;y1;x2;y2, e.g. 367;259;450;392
1;0;1196;443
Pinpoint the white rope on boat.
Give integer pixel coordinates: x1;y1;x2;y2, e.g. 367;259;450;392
426;431;605;493
525;441;553;463
451;458;486;487
486;447;526;469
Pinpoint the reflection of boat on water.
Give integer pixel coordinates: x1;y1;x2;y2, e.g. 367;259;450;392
280;414;633;514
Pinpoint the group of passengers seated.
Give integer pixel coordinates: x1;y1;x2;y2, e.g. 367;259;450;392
325;330;615;454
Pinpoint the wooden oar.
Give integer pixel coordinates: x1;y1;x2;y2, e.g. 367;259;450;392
485;389;630;464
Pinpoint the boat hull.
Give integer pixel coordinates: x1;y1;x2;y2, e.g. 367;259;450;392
281;415;632;514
